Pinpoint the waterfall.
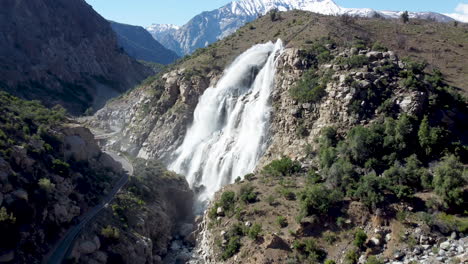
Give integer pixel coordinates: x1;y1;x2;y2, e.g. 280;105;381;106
169;39;284;209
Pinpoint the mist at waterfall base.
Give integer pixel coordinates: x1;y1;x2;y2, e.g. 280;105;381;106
169;39;284;212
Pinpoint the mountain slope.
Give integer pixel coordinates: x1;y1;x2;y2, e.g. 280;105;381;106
0;92;126;263
110;21;179;65
0;0;151;115
90;10;467;263
148;0;455;55
91;10;468;164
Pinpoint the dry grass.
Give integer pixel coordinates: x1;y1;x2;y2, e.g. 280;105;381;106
169;11;468;94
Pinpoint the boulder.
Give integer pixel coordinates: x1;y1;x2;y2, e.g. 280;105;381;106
62;125;100;161
265;235;291;251
387;51;398;61
385;233;392;242
93;236;101;250
11;146;35;172
369;237;381;247
80;241;98;255
216;207;224;216
333;65;342;71
393;251;405;260
366;51;384;60
12;189;28;201
440;241;450;250
92;251;108;264
0;250;14;263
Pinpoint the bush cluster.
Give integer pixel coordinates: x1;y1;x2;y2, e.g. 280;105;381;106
262;156;301;177
318;107;466;209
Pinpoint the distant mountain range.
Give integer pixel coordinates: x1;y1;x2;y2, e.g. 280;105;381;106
146;0;455;56
110;21;179;65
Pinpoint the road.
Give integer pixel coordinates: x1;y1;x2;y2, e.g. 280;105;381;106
44;151;133;264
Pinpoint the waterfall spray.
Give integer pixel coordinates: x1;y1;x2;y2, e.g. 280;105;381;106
169;39;284;210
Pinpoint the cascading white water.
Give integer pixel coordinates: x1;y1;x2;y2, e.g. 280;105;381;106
169;39;284;208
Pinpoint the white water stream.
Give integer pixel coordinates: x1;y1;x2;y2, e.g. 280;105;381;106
169;39;284;209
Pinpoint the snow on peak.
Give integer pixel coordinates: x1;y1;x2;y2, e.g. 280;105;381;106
146;24;180;33
230;0;341;16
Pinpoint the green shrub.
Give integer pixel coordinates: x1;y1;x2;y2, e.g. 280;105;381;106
52;159;70;176
323;231;338;245
353;229;368;249
325;260;337;264
354;173;389;209
352;39;367;50
244;173;255;181
336;217;346;228
289;70;327;103
319;127;338;147
383;115;414;153
434;213;468;234
101;225;120;240
239;185;257;204
0;207;16;223
433;155;466;208
262;156;301;177
418;115;447;157
266;195;277;206
344;248;359;264
248;223;262;240
220;191;236;211
338;55;369;68
371;42;388;52
365;256;384;264
319;146;337;169
221;235;241;260
346;126;383;165
324;158;356;191
38;178;55;193
293;239;327;262
278;187;296;200
276;216;288;228
298;184;342;216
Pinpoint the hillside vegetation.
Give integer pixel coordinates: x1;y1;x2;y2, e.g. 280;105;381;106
197;12;468;264
0;92;124;262
166;10;468;94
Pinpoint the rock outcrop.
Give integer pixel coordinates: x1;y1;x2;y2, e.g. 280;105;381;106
259;48;427;166
71;159;195;264
0;123;124;262
90;68;221;162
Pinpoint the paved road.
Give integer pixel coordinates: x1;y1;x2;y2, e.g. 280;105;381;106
44;151;133;264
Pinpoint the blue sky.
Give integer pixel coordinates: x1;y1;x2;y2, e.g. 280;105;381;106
84;0;468;26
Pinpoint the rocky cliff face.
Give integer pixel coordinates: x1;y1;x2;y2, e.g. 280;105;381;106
89;68;221;162
70;159;195;264
0;0;151;114
0;93;125;263
192;45;467;264
260;48;424;165
89;11;468;165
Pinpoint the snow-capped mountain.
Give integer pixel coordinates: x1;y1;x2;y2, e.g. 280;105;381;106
148;0;455;56
146;24;180;40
